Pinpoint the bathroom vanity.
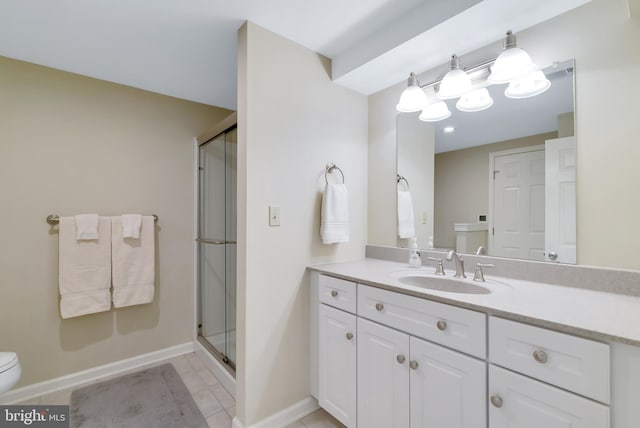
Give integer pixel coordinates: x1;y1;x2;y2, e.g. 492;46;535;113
309;256;640;428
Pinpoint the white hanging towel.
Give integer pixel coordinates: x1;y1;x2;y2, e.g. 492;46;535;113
59;216;112;319
320;183;349;244
121;214;143;239
112;216;155;308
397;189;416;239
75;214;99;240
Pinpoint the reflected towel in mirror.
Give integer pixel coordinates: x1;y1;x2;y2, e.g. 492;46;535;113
397;190;416;239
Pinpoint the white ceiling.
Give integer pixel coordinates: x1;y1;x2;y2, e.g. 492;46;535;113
0;0;589;109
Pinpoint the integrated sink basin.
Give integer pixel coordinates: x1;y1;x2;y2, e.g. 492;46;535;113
397;275;491;294
389;270;513;295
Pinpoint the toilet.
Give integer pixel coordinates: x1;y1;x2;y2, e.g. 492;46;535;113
0;352;21;394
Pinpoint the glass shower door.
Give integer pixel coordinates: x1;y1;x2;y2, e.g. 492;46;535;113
198;126;236;371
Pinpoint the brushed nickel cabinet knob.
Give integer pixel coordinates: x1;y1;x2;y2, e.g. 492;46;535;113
436;320;447;331
375;303;384;311
331;290;338;298
533;350;548;364
396;354;406;364
490;395;503;408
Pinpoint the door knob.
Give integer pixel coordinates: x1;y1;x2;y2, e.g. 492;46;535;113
547;251;558;261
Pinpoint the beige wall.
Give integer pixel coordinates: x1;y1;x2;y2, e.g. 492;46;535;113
237;22;368;425
433;132;556;249
0;56;230;387
368;0;640;270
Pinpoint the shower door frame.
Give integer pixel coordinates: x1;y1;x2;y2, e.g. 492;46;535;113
195;113;237;375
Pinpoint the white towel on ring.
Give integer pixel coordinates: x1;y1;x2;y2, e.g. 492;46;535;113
112;216;155;308
320;183;349;244
59;216;111;319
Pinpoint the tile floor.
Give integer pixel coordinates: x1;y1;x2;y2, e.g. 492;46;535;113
18;352;344;428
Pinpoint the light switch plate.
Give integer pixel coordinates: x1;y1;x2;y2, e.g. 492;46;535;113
269;205;281;227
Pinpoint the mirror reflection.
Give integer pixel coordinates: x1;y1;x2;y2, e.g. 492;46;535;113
397;60;576;263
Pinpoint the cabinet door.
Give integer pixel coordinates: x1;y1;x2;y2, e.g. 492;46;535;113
489;365;610;428
410;337;486;428
319;305;357;427
358;317;410;428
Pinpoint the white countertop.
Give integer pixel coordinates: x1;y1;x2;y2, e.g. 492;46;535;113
309;258;640;346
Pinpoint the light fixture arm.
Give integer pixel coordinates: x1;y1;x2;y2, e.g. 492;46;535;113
416;57;497;90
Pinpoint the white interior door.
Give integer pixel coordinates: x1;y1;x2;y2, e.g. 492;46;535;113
491;147;546;260
545;136;576;264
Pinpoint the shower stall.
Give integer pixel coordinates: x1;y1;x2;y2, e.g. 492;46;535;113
197;124;237;373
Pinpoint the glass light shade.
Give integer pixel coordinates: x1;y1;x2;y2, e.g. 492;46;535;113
488;47;536;84
437;68;472;99
419;101;451;122
505;70;551;99
396;85;428;112
456;88;494;112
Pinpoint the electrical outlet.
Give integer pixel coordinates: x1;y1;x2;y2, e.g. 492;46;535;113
269;205;281;227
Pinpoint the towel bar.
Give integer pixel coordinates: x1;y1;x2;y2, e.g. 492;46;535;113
46;214;158;225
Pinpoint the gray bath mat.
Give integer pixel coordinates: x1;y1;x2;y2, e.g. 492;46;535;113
70;363;207;428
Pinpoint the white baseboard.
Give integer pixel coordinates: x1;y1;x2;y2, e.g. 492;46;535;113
232;396;319;428
193;340;236;398
0;342;194;405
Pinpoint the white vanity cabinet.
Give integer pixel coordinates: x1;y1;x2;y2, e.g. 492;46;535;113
318;304;357;427
318;276;358;427
315;274;487;428
488;316;611;427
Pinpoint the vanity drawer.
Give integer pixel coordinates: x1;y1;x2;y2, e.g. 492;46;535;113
357;285;486;358
489;317;610;403
319;275;357;314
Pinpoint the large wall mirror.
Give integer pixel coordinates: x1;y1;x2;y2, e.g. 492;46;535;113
397;59;576;264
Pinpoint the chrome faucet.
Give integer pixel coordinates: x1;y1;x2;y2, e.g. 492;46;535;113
446;250;466;278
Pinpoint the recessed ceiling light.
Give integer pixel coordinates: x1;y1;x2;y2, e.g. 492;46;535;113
443;126;455;133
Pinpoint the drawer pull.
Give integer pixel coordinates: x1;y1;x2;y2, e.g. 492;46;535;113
375;303;384;311
331;290;338;298
396;354;406;364
409;360;419;370
346;332;353;341
490;395;503;408
436;320;448;331
533;349;548;364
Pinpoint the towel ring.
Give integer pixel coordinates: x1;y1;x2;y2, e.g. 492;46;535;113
325;163;345;184
397;174;410;189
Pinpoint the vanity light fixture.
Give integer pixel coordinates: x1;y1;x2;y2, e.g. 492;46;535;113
397;30;547;121
487;30;537;84
456;88;494;112
396;72;429;112
419;101;451;122
443;126;455;133
504;69;551;99
436;55;472;99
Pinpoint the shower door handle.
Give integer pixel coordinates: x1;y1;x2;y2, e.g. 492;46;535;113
196;238;237;245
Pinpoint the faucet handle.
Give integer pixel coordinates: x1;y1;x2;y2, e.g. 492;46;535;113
427;257;445;275
473;263;495;282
